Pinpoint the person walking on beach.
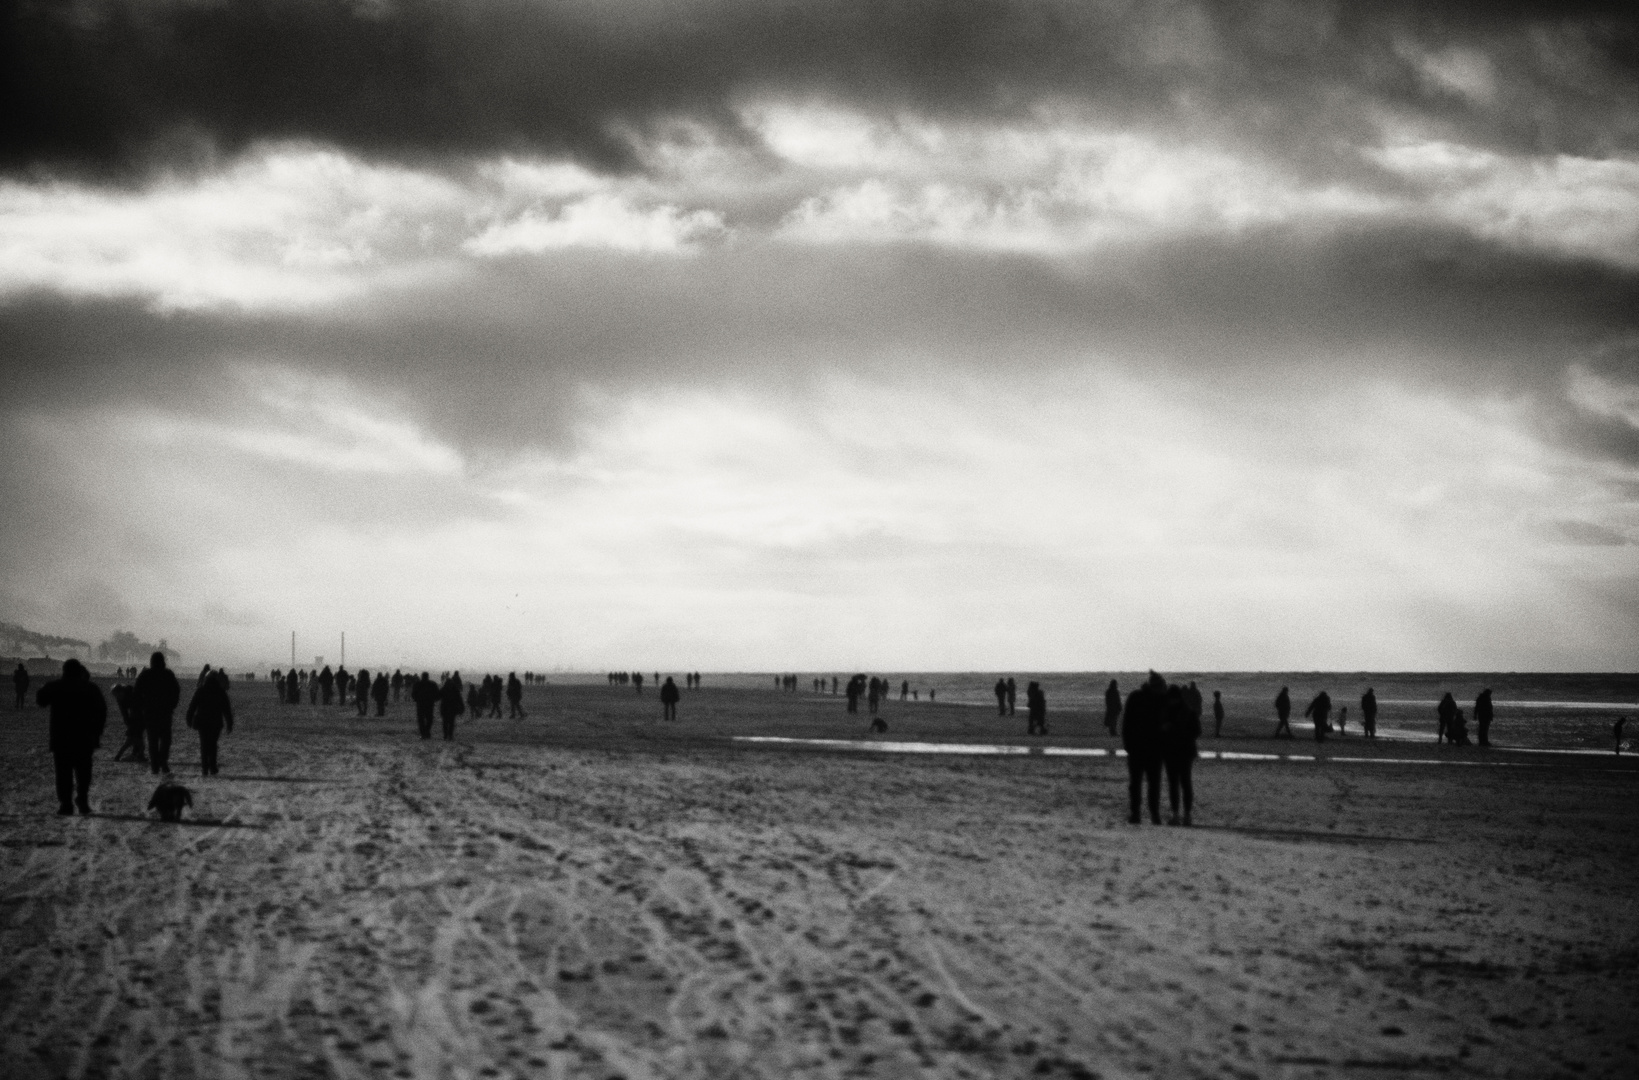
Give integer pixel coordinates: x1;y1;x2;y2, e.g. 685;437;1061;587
319;665;334;705
995;679;1008;717
439;673;465;741
1160;682;1201;825
37;659;106;815
1104;679;1122;735
846;674;865;713
1475;689;1493;747
1123;673;1164;824
1026;681;1047;735
633;672;644;695
507;673;525;718
1337;705;1347;735
1303;690;1332;741
411;672;437;739
391;669;403;703
1436;692;1458;744
13;662;29;708
1006;677;1017;716
185;667;233;777
111;683;146;762
372;671;389;717
1212;690;1224;738
660;675;680;721
134;652;181;775
1273;686;1292;738
1361;687;1378;737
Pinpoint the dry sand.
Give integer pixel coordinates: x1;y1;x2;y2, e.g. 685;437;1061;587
2;682;1636;1079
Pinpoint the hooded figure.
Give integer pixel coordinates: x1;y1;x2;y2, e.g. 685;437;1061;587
37;659;107;815
660;676;680;721
185;668;234;776
1436;693;1458;744
1303;691;1332;742
410;672;438;740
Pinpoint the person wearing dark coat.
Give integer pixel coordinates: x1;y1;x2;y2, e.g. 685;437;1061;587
12;662;29;708
1006;677;1017;716
1303;690;1332;742
660;676;680;721
410;672;438;739
372;672;389;717
1273;686;1292;738
185;668;234;776
334;666;349;707
1474;689;1493;747
439;673;465;740
1104;679;1122;736
1122;673;1165;825
37;659;107;814
111;683;146;762
994;679;1008;717
507;673;525;718
285;668;300;705
1160;683;1201;825
319;665;335;705
391;669;403;703
1212;690;1225;737
134;652;181;774
1436;692;1458;744
1360;687;1378;738
1026;681;1047;735
354;669;371;716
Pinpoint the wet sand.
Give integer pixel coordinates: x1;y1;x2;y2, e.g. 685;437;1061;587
2;682;1636;1079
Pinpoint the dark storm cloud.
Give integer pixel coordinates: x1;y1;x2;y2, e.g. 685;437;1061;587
4;225;1635;456
4;0;1635;180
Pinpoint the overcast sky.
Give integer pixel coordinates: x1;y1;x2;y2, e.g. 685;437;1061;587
3;0;1637;672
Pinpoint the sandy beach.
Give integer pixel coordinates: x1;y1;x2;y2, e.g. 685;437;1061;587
3;681;1636;1079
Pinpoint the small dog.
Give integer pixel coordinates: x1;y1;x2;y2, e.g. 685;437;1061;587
148;781;193;822
869;717;888;733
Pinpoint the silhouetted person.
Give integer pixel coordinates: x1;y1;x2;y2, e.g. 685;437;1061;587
335;666;349;707
1123;673;1164;824
1212;690;1224;737
1185;682;1203;733
1475;689;1493;747
148;780;192;822
1026;681;1047;735
1303;690;1331;741
633;672;644;695
285;669;299;705
391;669;403;703
1449;705;1470;746
1104;679;1121;735
1273;686;1292;738
185;668;233;776
1616;716;1627;755
355;668;371;716
1361;687;1378;737
110;683;147;762
994;679;1008;717
507;673;525;718
1160;682;1201;825
901;679;908;701
320;665;334;705
309;671;318;704
12;662;28;708
660;676;680;721
134;652;181;775
487;675;502;718
832;676;838;695
1006;677;1017;716
372;672;389;716
439;673;465;740
411;672;437;739
1436;692;1458;744
37;659;106;815
846;674;866;713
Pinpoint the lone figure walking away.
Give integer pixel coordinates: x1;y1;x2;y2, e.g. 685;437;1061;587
37;659;106;815
1273;686;1292;739
660;676;680;721
1025;681;1047;735
1104;679;1122;736
185;668;234;777
13;662;29;708
134;652;181;775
